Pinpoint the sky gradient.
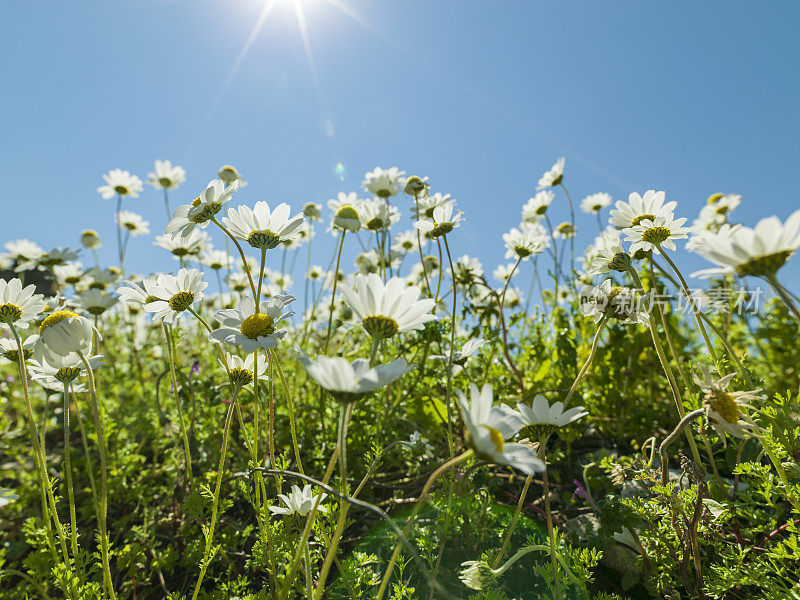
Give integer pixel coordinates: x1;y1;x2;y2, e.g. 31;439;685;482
2;0;799;292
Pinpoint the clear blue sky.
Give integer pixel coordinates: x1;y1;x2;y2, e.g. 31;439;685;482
2;0;799;290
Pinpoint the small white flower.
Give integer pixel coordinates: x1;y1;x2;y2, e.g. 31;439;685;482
399;431;435;459
210;294;294;352
0;335;36;364
16;247;80;272
609;190;677;230
503;222;548;261
165;179;239;239
37;311;99;357
414;203;463;238
97;169;143;199
222;201;305;251
4;239;44;261
302;201;323;221
220;352;268;386
392;230;426;253
269;484;327;516
587;230;631;276
459;560;496;591
54;261;85;286
117;276;160;307
340;274;437;339
513;395;588;434
537;157;565;189
581;192;612;214
153;229;210;260
0;488;19;509
430;338;486;375
493;263;518;283
457;383;544;474
297;349;413;402
217;164;247;187
201;249;233;272
579;280;649;326
144;269;207;323
413;193;454;220
694;367;762;445
0;279;46;330
449;255;483;287
75;289;118;317
147;159;186;190
623;214;689;255
362;166;406;198
522;190;554;221
84;267;121;291
359;198;400;231
28;350;103;391
327;192;363;232
117;210;150;236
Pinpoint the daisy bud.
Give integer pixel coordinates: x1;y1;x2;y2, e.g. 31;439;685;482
80;230;102;250
403;176;429;197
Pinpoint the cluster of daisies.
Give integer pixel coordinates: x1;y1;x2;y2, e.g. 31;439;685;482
2;154;800;596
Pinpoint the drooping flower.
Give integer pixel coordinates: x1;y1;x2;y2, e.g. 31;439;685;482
165;179;239;239
459;560;497;591
340;274;436;340
37;311;99;357
217;164;247;187
327;192;363;232
97;169;143;199
0;335;36;364
581;192;612;214
537;157;565;189
362;166;406;198
0;279;46;330
296;349;413;403
147;159;186;190
143;269;207;323
209;294;294;352
609;190;677;230
222;201;305;251
457;383;544;474
269;484;328;516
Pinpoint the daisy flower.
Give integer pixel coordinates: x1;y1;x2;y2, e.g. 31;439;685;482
554;222;576;239
340;274;436;339
493;263;518;283
459;560;497;591
449;255;483;287
581;192;612;214
403;175;430;197
415;203;463;238
166;179;239;239
220;352;268;387
0;335;36;364
5;239;44;262
153;229;210;259
297;349;413;403
143;269;207;323
226;272;250;293
218;164;247;187
80;230;102;250
17;247;80;272
269;484;328;516
503;222;548;261
536;157;565;189
75;289;118;316
201;249;233;272
37;310;99;357
54;261;85;286
579;280;649;326
210;294;294;352
689;210;800;279
327;192;363;232
457;383;544;475
222;201;304;251
623;214;689;255
147;159;186;190
359;198;399;231
362;166;406;198
302;202;323;222
97;169;143;199
430;338;486;375
609;190;677;229
28;351;104;391
117;275;160;307
694;367;762;444
0;279;46;330
84;267;121;291
587;230;632;276
512;395;588;437
306;265;324;281
522;190;554;221
392;230;426;253
116;210;150;236
413;193;454;220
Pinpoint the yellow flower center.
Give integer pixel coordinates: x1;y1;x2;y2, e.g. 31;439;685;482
336;205;359;220
707;193;725;205
168;291;195;312
240;313;276;339
631;213;656;226
708;390;741;424
362;315;399;339
0;303;23;324
483;425;505;453
190;202;221;224
40;310;79;332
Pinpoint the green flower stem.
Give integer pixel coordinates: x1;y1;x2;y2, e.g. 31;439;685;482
442;234;460;456
257;249;267;302
494;473;534;568
563;315;608;408
495;543;587;598
190;385;241;600
115;194;124;274
10;326;63;564
658;408;705;485
324;230;346;353
413;194;433;296
162;323;193;484
655;244;719;363
540;439;560;600
434;238;444;304
270;350;305;475
764;274;800;321
762;443;800;514
77;350;117;600
558;182;576;275
311;403;354;600
211;217;258;300
627;267;703;467
375;450;473;600
72;388;99;513
498;256;526;397
62;382;80;571
162;188;171;220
